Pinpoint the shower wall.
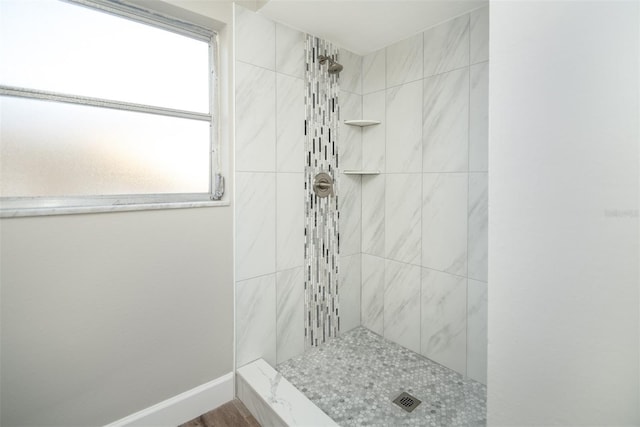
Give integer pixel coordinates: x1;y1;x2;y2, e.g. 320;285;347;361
358;7;489;384
233;5;363;368
335;50;364;335
234;4;305;368
233;4;488;384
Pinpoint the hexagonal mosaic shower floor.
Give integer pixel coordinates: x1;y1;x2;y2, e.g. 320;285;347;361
277;327;486;427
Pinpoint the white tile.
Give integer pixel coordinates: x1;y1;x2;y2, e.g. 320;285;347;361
340;254;361;333
384;259;421;353
467;279;487;384
276;24;305;78
385;174;421;265
423;14;469;77
468;173;488;282
276;173;304;271
276;74;304;173
421;268;467;375
386;80;422;173
235;5;275;70
236;61;276;172
362;91;385;172
236;172;276;281
237;373;287;427
236;275;276;367
470;6;489;65
422;173;468;275
362;254;385;335
276;267;305;364
339;48;363;94
423;68;470;173
361;175;385;257
386;33;423;87
339;91;363;171
237;359;339;426
469;62;489;172
338;174;362;256
362;48;385;94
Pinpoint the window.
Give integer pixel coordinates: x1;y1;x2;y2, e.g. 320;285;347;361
0;0;222;216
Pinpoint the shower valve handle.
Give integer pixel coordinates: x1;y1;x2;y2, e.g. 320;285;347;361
313;172;334;198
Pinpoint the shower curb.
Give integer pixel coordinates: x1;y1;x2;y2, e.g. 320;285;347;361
237;359;338;427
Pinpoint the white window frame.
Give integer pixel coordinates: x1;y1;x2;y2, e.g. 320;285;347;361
0;0;224;218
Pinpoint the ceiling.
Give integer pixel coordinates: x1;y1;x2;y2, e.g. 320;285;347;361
258;0;487;55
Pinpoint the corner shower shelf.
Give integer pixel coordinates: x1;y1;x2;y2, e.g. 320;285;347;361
343;170;381;175
344;119;381;127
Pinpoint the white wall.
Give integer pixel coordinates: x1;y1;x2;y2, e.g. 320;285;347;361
0;1;235;425
488;1;639;424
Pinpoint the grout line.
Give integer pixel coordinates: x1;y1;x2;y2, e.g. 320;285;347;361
359;51;365;330
381;45;387;340
418;41;425;357
236;271;278;284
274;26;280;365
465;17;472;380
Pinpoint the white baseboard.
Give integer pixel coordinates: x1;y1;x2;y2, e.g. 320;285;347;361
105;372;234;427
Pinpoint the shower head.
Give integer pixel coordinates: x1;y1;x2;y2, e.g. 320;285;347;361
318;55;343;75
327;61;343;74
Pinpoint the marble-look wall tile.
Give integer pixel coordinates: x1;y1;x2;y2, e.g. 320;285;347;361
384;260;421;353
236;172;276;281
276;24;305;78
362;91;385;172
385;174;421;265
237;274;277;367
339;174;362;257
339;48;363;95
339;90;362;171
421;268;467;375
470;7;489;65
423;68;469;172
276;267;305;364
361;254;385;335
235;5;275;70
386;33;423;87
363;48;385;94
340;254;361;332
277;74;304;173
236;61;276;172
467;279;487;384
276;173;304;271
468;173;488;282
422;173;467;276
362;175;385;257
386;80;422;173
423;14;469;78
469;62;489;172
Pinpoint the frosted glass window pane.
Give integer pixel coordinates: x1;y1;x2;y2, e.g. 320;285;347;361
0;97;210;197
0;0;209;112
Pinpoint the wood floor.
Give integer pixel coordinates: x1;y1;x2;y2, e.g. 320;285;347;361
179;399;260;427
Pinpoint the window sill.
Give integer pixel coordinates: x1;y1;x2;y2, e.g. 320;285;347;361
1;199;230;218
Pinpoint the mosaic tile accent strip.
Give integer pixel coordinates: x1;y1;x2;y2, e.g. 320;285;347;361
277;327;487;427
304;35;341;348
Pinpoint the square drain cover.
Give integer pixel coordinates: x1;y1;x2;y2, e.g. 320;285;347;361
392;392;421;413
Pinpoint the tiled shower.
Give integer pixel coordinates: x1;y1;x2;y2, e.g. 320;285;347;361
234;0;489;392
